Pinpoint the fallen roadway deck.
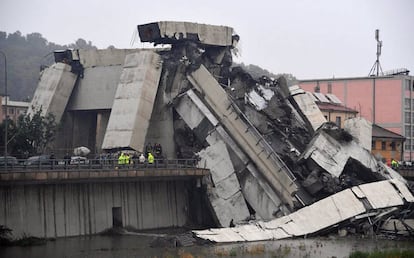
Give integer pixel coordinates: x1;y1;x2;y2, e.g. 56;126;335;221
193;179;414;243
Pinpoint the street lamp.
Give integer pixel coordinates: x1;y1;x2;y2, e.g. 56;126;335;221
0;50;8;172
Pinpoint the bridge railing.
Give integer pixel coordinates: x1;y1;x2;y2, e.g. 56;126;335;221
0;158;200;172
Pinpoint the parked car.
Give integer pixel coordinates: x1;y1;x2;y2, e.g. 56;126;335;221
0;156;19;166
70;156;89;165
24;155;53;166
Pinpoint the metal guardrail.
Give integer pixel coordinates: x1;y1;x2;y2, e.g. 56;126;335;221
0;158;199;172
227;95;297;182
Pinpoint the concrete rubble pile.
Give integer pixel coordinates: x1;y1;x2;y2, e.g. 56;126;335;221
29;21;414;242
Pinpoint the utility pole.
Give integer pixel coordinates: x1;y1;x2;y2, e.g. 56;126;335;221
0;50;8;172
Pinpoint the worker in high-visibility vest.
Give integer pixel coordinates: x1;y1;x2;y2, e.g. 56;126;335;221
148;152;154;165
391;159;399;170
118;152;126;165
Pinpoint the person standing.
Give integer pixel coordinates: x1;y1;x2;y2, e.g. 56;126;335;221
391;158;399;170
118;152;126;166
154;143;163;158
145;143;153;158
64;152;71;167
148;152;154;165
125;153;131;166
139;153;146;164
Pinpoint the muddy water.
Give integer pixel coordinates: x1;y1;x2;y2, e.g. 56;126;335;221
0;235;413;258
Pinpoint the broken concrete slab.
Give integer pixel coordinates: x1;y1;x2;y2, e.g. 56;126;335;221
193;179;414;243
138;21;234;46
197;139;250;227
344;117;372;151
285;85;326;132
299;126;406;184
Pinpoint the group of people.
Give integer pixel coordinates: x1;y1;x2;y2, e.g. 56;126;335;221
135;152;154;165
117;143;163;166
118;152;131;165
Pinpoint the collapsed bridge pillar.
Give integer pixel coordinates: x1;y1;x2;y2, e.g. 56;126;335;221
102;51;162;151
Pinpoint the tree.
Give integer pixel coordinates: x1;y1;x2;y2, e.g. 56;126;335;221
0;31;97;101
2;109;59;157
0;118;17;156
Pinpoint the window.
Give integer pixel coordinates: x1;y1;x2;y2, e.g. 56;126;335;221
18;108;27;115
314;84;320;93
405;112;411;123
405;126;411;137
8;108;14;115
372;140;376;150
335;116;341;128
391;141;396;151
405;98;411;110
405;79;411;90
405;139;412;151
381;141;386;150
327;82;332;93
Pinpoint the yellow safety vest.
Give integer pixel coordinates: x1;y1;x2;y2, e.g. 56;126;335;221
148;154;154;164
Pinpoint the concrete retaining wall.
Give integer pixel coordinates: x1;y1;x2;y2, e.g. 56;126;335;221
0;181;188;238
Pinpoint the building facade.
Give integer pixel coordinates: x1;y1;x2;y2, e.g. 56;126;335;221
309;92;358;128
371;124;405;164
299;74;414;160
0;96;30;123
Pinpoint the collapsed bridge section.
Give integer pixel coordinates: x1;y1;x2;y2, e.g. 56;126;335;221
186;65;307;210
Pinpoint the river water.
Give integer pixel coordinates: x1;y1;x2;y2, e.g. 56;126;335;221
0;234;413;258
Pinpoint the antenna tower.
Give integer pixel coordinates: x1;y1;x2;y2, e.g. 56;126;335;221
369;29;383;76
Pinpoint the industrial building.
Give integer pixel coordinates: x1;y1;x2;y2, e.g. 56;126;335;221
299;73;414;161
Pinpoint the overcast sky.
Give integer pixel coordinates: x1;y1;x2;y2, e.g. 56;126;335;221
1;0;413;79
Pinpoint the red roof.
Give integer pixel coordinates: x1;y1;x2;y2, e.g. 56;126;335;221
372;124;405;140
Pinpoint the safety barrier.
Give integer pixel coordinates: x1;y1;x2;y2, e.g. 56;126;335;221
0;158;199;172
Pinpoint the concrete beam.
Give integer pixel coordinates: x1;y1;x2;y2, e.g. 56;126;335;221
27;63;78;122
76;49;148;68
138;21;234;46
102;51;162;151
0;168;209;185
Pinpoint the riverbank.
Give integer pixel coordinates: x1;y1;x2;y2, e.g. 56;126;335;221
1;232;413;258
